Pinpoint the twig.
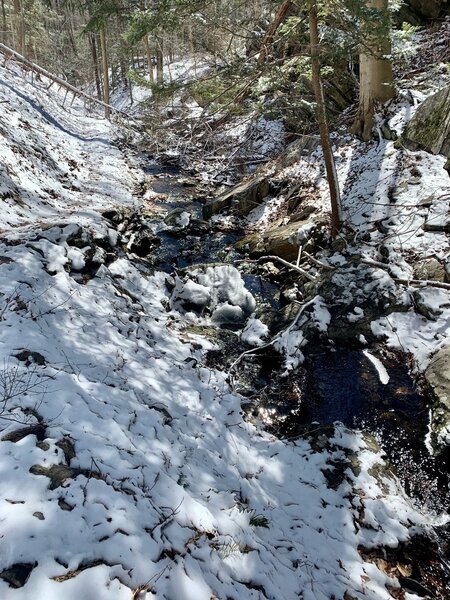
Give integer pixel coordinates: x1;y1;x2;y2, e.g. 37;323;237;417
258;255;316;281
229;297;318;372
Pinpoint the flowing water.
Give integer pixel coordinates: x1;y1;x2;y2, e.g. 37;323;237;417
142;160;450;593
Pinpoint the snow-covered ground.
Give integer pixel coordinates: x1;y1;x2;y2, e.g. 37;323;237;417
275;83;450;373
0;47;446;600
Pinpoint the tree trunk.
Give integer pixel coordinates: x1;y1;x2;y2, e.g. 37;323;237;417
352;0;395;141
156;35;163;84
1;0;7;44
309;3;342;237
13;0;25;56
89;34;102;100
144;34;154;84
99;26;110;119
258;0;292;64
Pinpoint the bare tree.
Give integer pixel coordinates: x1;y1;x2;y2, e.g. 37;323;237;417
309;2;342;236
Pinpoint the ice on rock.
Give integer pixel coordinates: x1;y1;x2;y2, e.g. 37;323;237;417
172;277;211;309
241;315;269;346
197;265;256;314
172;265;256;322
211;303;245;325
67;247;86;271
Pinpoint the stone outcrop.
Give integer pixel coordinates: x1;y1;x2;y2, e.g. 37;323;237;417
235;210;326;262
397;0;448;24
202;175;270;218
425;346;450;455
403;86;450;159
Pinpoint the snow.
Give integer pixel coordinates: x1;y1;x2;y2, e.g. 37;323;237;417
241;316;269;347
0;44;445;600
276;52;450;371
362;350;390;385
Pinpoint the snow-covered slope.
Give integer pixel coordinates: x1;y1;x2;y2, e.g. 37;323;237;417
0;57;442;600
0;61;140;230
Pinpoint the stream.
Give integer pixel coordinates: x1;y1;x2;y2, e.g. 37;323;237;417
127;158;450;594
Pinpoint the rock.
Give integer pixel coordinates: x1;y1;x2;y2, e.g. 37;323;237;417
56;437;76;464
396;0;447;24
1;423;46;443
235;215;327;262
403;86;450;159
202;175;270;218
425;346;450;455
0;563;36;588
127;230;160;257
29;464;90;490
423;200;450;233
274;134;320;170
164;208;191;229
413;289;442;320
315;263;410;345
14;349;46;366
413;258;446;282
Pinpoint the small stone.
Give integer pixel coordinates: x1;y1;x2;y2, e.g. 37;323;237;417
33;511;45;520
58;498;75;511
36;441;50;451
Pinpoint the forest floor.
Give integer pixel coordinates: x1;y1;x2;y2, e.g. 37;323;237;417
0;25;449;600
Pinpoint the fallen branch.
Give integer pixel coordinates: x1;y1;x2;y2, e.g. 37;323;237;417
394;278;450;291
301;250;334;270
361;258;450;290
229;297;318;372
258;255;317;281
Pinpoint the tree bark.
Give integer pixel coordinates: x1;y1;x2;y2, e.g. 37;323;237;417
89;34;102;100
156;34;163;84
13;0;25;56
99;26;110;119
352;0;395;141
1;0;7;44
258;0;293;64
309;3;342;237
144;34;154;84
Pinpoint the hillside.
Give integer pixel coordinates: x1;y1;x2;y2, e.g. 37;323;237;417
0;17;449;600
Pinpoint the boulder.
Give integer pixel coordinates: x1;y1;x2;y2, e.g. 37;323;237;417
273;134;320;170
397;0;447;24
425;346;450;455
403;86;450;159
235;214;327;262
413;258;446;282
202;176;270;218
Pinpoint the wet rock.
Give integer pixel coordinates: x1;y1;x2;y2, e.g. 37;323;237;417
164;208;191;229
203;175;270;218
0;563;36;588
403;85;450;159
127;230;160;257
425;346;450;455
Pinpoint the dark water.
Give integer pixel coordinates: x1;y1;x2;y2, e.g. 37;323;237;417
145;161;450;588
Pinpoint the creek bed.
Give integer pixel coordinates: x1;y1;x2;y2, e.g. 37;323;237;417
143;160;450;591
